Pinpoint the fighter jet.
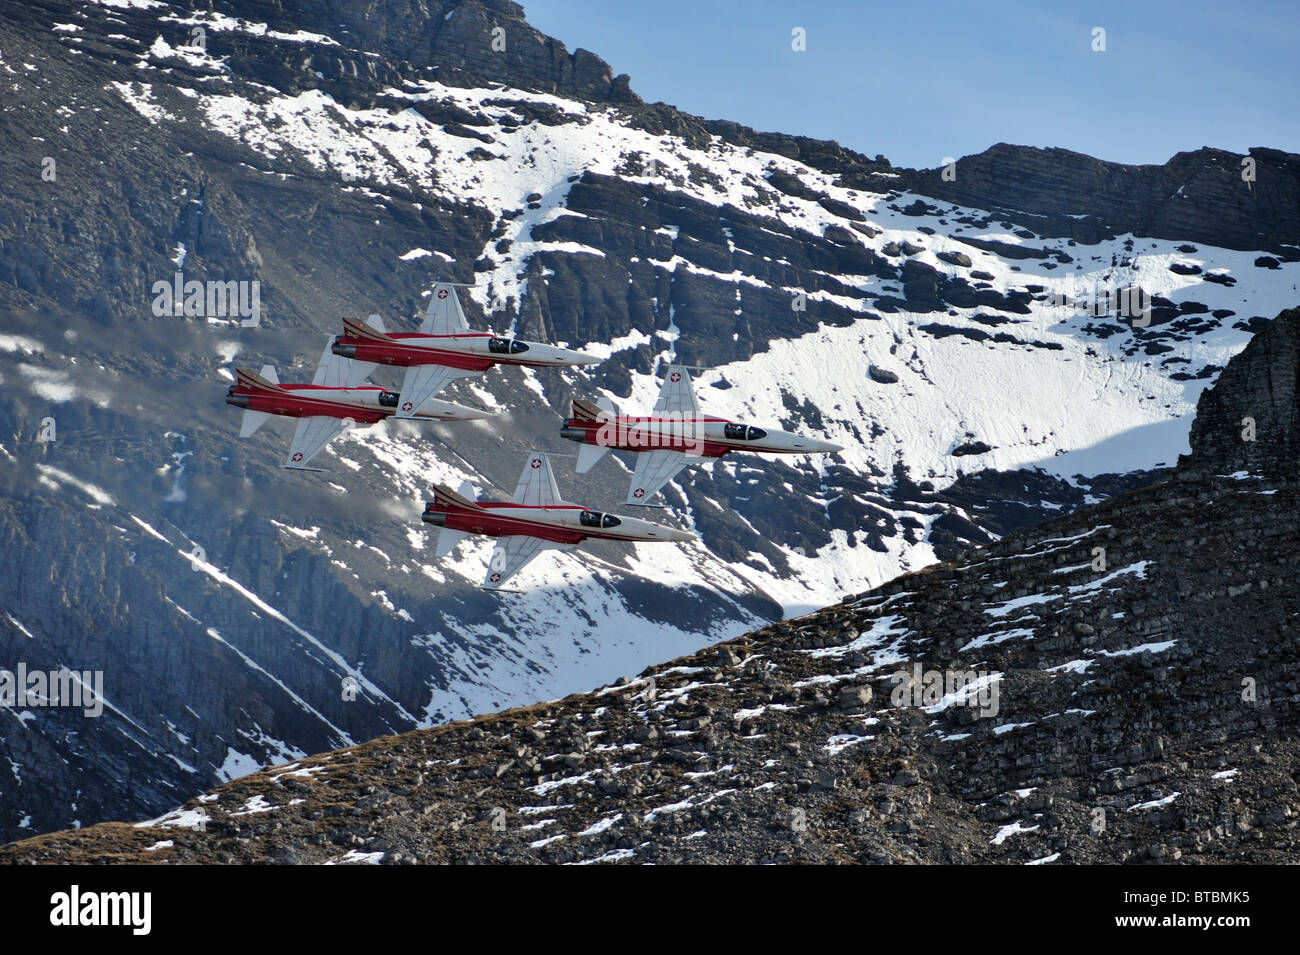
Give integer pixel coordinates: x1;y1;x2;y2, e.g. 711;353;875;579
421;451;695;590
225;333;491;470
560;364;843;506
331;282;600;418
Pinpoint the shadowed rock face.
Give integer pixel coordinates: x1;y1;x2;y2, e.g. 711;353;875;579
6;306;1298;866
267;0;638;104
905;144;1300;255
1183;307;1300;476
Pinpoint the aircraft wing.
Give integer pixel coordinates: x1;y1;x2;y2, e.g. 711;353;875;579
653;364;701;417
312;338;373;388
481;535;551;590
395;363;481;418
512;452;563;506
421;283;471;335
284;415;347;468
626;448;689;505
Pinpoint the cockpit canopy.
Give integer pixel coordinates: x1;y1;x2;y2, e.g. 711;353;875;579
378;390;400;408
579;510;622;529
724;423;767;441
489;337;529;355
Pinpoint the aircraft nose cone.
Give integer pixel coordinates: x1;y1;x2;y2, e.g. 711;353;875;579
433;402;494;421
639;523;694;542
797;437;842;453
564;348;602;365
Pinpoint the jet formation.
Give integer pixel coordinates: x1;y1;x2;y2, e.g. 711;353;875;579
227;283;843;589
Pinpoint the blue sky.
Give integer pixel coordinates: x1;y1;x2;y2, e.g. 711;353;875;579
522;0;1300;169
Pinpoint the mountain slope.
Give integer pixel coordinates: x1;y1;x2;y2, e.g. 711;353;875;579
6;307;1298;865
2;0;1299;841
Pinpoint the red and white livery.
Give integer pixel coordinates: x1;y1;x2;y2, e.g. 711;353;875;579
561;364;843;505
422;452;695;590
331;282;600;418
225;333;490;470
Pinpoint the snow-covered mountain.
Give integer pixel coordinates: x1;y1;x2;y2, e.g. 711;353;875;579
1;0;1298;840
8;306;1300;866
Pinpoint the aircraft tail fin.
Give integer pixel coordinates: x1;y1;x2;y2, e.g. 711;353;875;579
573;397;614;473
313;338;375;388
571;397;606;424
432;483;481;511
239;409;272;438
342;315;390;343
237;367;283;393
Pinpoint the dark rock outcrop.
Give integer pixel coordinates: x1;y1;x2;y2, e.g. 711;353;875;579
1182;307;1300;475
908;144;1300;256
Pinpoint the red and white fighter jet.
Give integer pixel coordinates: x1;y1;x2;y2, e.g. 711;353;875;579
331;282;600;418
225;333;490;470
421;452;695;590
560;364;843;506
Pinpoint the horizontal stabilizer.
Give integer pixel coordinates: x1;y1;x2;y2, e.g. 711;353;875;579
436;526;468;557
576;441;609;474
239;408;271;438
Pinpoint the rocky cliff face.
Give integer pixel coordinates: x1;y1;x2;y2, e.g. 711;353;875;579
6;305;1297;865
1183;307;1300;475
908;143;1300;255
2;0;1299;845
